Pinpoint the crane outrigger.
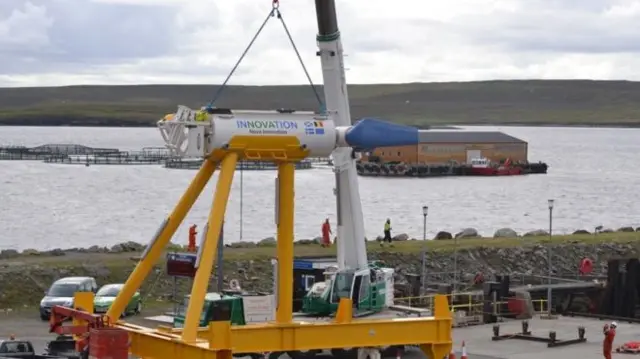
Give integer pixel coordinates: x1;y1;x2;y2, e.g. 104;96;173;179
50;1;452;359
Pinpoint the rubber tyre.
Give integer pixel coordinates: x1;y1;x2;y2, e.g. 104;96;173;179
135;301;142;314
288;350;319;359
40;314;49;321
381;346;404;358
331;348;357;359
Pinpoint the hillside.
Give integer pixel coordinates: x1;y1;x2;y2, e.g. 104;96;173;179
2;80;640;127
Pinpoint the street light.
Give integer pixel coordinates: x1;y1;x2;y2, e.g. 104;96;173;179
547;199;555;316
422;206;428;240
420;206;428;294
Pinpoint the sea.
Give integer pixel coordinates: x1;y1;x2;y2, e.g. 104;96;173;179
1;125;639;251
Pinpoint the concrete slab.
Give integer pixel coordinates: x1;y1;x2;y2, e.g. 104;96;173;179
451;316;633;359
143;314;173;324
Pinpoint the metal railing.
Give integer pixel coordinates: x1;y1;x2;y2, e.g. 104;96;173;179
395;291;549;317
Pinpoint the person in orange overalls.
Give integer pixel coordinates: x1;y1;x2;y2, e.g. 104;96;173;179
321;219;332;247
188;224;198;252
603;321;617;359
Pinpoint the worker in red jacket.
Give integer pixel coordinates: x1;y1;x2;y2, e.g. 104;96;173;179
188;224;198;252
321;218;332;247
603;321;617;359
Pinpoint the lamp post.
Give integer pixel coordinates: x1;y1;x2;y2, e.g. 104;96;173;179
420;206;428;294
422;206;428;241
547;199;555;316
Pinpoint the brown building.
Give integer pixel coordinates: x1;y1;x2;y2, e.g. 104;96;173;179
368;131;528;165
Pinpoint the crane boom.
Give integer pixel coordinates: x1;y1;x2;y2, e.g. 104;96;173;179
315;0;368;271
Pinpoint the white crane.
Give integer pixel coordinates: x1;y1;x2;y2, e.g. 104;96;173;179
158;0;421;313
315;1;368;272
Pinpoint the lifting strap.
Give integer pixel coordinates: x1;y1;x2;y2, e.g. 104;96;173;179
208;0;324;110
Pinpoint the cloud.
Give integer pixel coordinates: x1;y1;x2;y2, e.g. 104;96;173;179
1;0;640;87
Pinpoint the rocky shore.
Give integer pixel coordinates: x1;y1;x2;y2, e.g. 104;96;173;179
1;230;639;310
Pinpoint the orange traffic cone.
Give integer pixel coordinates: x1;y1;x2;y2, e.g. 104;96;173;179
448;347;456;359
460;341;468;359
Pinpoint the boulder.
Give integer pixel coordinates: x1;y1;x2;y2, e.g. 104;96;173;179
455;228;479;239
109;241;144;253
573;229;590;235
434;231;453;240
295;239;316;245
228;241;257;249
618;227;635;233
0;249;19;259
393;233;409;241
257;237;276;247
494;228;518;238
45;248;66;256
523;229;549;237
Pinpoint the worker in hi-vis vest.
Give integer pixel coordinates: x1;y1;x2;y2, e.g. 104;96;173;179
382;219;392;246
188;224;198;252
321;218;332;248
603;322;617;359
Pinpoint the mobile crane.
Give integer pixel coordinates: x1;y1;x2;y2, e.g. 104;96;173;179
47;1;452;359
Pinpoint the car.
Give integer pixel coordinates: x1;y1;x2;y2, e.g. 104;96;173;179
39;277;97;321
93;284;142;316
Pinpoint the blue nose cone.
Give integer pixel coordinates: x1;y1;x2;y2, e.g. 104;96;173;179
344;118;420;149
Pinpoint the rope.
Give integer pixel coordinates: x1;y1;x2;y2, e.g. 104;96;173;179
275;9;324;109
207;0;324;110
207;8;274;107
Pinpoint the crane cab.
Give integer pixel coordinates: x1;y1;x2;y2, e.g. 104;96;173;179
329;267;393;315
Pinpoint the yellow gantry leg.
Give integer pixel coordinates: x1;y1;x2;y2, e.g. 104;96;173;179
182;153;238;342
276;162;295;324
107;158;217;322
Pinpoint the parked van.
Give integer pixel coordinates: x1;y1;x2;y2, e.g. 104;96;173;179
39;277;97;320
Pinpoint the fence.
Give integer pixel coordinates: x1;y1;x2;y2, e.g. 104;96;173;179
395;291;549;319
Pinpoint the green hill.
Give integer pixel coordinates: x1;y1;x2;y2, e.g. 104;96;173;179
2;80;640;127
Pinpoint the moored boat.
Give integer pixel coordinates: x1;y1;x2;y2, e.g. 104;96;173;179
469;157;522;176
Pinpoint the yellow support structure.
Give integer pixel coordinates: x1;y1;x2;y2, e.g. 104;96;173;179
183;153;238;342
276;161;295;324
72;292;94;343
107;158;217;322
111;134;452;359
119;295;451;358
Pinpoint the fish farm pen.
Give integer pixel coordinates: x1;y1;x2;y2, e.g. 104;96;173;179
43;147;171;166
165;158;316;170
0;143;120;160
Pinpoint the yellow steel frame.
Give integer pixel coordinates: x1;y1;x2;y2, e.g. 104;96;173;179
101;134;452;359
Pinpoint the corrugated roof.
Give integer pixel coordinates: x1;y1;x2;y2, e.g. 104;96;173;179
418;131;526;144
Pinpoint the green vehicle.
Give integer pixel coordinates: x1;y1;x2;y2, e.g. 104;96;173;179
173;292;247;328
93;284;142;316
301;262;393;317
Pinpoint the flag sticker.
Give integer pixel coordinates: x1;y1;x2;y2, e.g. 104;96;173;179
304;121;325;135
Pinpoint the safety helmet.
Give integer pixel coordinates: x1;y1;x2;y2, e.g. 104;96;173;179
611;321;618;328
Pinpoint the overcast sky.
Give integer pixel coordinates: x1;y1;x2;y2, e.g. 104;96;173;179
1;0;640;87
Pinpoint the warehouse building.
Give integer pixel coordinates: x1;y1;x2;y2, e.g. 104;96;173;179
368;131;528;165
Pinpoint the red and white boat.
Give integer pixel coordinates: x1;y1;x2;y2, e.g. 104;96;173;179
469;157;522;176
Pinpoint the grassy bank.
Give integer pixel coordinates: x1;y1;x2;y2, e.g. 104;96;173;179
2;80;640;127
1;231;639;309
3;231;639;266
